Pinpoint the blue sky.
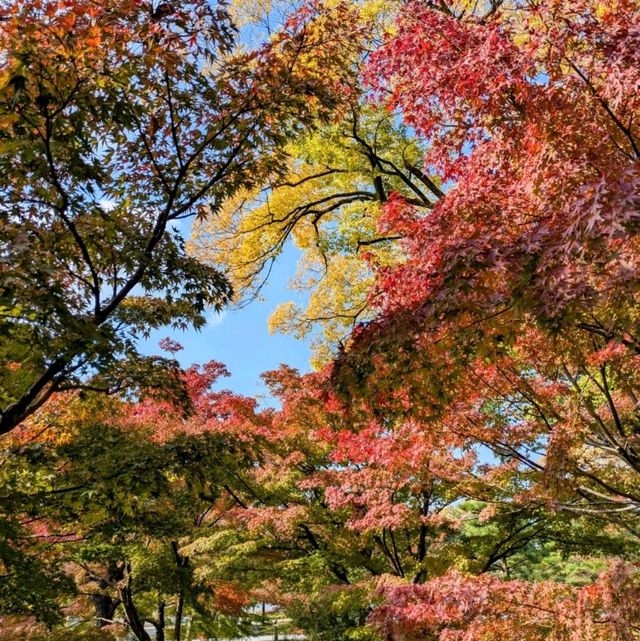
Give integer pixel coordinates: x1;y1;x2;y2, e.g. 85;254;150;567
140;241;311;404
139;8;319;403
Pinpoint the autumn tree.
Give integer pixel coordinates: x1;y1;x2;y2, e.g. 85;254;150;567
192;0;640;638
190;0;442;367
0;348;273;640
316;0;640;637
174;364;626;641
4;0;640;639
0;0;361;434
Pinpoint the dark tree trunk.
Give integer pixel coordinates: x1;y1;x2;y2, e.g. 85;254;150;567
118;562;152;641
174;591;184;641
91;593;121;627
155;600;166;641
89;560;123;627
171;541;189;641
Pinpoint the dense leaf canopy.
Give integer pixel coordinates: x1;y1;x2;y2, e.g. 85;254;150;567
2;1;640;640
0;0;360;433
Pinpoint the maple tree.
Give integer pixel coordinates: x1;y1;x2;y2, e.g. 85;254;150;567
0;0;361;434
325;0;640;513
178;364;630;641
190;0;441;368
321;0;640;638
0;346;270;640
372;561;640;641
3;0;640;639
190;104;443;367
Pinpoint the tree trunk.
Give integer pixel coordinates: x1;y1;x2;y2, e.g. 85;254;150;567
91;593;120;627
89;560;123;627
171;541;189;641
155;600;165;641
174;591;184;641
118;562;152;641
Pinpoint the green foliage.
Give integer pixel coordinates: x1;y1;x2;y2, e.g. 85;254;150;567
0;0;360;433
0;518;74;626
285;585;380;641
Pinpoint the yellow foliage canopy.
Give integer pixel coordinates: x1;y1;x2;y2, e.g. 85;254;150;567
190;106;439;367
